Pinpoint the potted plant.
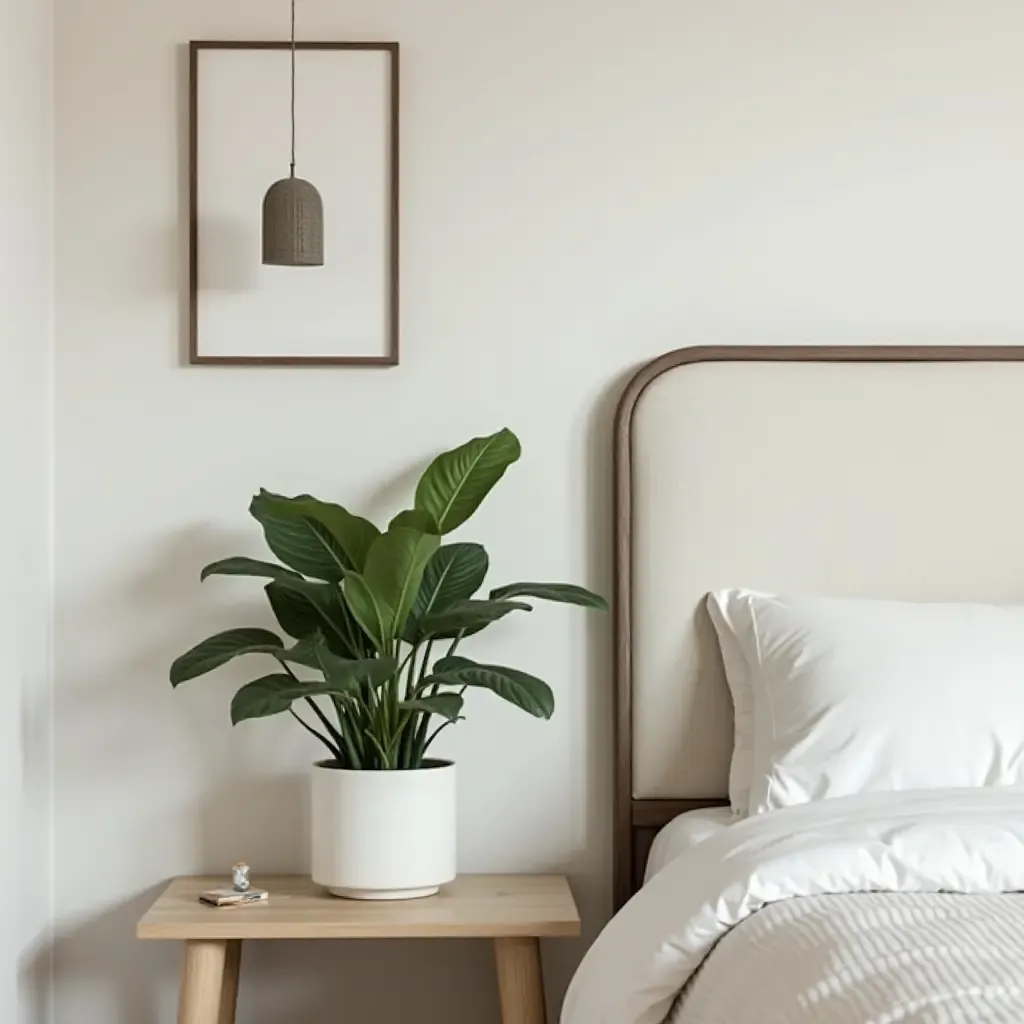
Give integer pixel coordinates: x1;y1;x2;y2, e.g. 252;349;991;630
169;429;606;900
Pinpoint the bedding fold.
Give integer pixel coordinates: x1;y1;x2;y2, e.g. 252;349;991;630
562;790;1024;1024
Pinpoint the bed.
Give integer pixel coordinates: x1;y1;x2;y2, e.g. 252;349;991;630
563;346;1024;1024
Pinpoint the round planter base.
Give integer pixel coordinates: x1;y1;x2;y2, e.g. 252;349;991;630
327;885;440;901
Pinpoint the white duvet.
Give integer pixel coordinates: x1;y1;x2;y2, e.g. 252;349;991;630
562;790;1024;1024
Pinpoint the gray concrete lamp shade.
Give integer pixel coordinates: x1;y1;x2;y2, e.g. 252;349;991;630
262;176;325;267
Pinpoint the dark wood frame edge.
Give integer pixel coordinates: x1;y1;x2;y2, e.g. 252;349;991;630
187;40;401;367
613;343;1024;910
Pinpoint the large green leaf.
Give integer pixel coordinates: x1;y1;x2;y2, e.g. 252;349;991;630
231;674;305;723
266;576;368;657
315;646;398;692
200;557;301;582
489;582;608;611
344;528;440;648
255;492;380;572
417;598;531;640
414;429;521;534
425;659;555;719
249;491;350;581
342;572;391;653
404;544;489;641
232;672;378;725
170;628;284;686
398;693;464;723
265;581;325;639
389;509;439;533
432;655;475;673
272;633;329;670
271;630;395;688
366;529;442;635
265;581;368;658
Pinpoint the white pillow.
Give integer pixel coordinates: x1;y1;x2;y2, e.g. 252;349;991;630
705;591;760;816
708;590;1024;816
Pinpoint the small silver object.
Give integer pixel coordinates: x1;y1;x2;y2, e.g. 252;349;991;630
231;862;251;893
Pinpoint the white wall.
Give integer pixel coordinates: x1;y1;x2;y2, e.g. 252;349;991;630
1;0;54;1020
53;1;1024;1021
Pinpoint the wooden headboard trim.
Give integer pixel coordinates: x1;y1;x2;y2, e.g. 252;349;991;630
612;344;1024;910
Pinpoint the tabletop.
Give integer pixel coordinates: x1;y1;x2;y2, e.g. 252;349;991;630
136;874;581;941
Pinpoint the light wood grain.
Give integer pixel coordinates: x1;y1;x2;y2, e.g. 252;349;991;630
138;875;580;941
217;940;241;1024
495;937;547;1024
178;940;227;1024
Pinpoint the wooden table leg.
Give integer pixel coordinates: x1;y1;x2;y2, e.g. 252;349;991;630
494;937;547;1024
178;939;228;1024
218;940;242;1024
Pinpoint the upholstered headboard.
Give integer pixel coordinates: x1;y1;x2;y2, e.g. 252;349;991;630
613;346;1024;909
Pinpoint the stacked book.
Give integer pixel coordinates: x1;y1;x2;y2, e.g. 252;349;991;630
198;888;269;908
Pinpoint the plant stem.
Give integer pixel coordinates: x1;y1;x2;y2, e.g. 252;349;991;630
406;640;438;699
365;729;392;769
280;662;346;748
289;708;342;761
397;645;417;684
403;642;422;700
303;696;343;743
421;684;468;759
367;688;385;764
412;635;461;761
281;661;361;767
397;643;421;767
332;695;366;765
388;645;401;743
414;639;433;690
421;719;451;756
333;697;364;769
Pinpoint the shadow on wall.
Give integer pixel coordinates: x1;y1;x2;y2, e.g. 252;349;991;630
48;888;173;1024
20;931;55;1024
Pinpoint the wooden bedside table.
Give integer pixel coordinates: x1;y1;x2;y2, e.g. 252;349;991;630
137;873;580;1024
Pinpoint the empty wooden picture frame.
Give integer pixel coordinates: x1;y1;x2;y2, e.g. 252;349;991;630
189;41;400;366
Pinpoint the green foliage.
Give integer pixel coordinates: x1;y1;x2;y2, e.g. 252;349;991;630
169;429;608;770
342;528;440;651
414;428;521;533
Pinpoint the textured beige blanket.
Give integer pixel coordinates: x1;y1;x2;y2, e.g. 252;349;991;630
674;892;1024;1023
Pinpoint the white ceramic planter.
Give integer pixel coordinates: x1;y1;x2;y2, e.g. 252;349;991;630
310;759;456;900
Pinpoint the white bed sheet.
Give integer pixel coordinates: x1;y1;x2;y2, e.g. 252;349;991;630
643;807;735;884
563;788;1024;1024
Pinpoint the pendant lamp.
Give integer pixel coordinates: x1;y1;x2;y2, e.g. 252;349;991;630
262;0;324;267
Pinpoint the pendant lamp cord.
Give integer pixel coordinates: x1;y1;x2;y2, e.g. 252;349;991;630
290;0;297;177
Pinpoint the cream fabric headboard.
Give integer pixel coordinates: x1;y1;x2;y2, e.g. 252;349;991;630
614;346;1024;907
